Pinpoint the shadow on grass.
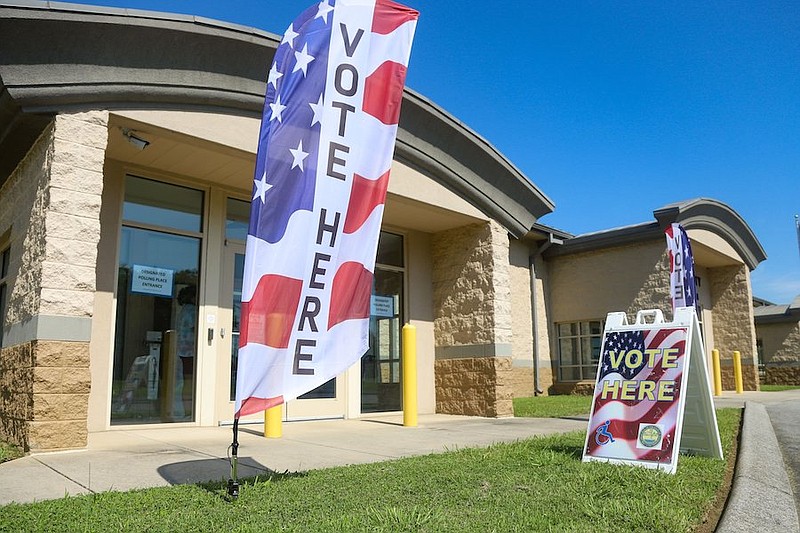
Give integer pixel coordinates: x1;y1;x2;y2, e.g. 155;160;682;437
546;443;584;460
157;457;309;501
156;456;274;485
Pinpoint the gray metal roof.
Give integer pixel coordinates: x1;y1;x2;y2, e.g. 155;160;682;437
543;197;766;270
754;295;800;324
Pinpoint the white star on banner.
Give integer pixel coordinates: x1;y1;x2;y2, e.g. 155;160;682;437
269;94;287;122
281;23;299;48
309;93;324;126
253;172;272;203
293;44;315;76
315;1;333;23
290;140;309;170
267;64;283;89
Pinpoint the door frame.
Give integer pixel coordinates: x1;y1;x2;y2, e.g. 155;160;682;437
214;238;348;424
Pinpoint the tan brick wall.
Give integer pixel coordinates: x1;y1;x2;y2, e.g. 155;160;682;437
550;381;595;396
764;366;800;386
41;112;107;317
435;357;513;417
547;240;667;324
757;319;800;385
29;341;91;450
0;123;53;326
431;221;511;347
0;342;34;449
431;221;514;417
720;362;759;391
710;265;759;390
509;240;533;368
509;365;533;398
626;249;672;321
0;111;107;451
757;320;800;364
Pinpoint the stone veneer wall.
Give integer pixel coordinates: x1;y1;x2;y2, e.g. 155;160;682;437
0;111;107;451
709;265;759;391
758;320;800;386
625;248;672;321
431;221;514;417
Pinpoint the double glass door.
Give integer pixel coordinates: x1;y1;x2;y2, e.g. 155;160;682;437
110;183;407;426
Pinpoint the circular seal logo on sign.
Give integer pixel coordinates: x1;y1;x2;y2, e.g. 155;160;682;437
639;425;662;448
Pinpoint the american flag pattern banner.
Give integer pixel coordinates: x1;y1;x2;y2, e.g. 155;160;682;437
235;0;418;418
665;223;698;312
583;326;688;470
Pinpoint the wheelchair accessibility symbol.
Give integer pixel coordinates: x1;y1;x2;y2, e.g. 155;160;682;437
595;420;615;446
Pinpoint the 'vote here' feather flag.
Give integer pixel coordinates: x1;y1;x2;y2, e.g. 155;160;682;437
234;0;418;418
665;223;698;313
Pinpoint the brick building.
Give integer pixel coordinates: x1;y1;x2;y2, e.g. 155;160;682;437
0;2;769;452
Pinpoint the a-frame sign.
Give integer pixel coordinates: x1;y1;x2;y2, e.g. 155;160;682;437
582;307;722;474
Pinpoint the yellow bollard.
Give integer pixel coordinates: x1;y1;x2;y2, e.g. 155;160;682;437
402;323;418;427
733;350;743;394
712;349;722;396
264;404;282;438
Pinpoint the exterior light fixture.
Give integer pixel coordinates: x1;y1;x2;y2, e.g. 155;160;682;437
122;128;150;150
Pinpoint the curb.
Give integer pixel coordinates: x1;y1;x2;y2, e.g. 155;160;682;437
716;401;799;532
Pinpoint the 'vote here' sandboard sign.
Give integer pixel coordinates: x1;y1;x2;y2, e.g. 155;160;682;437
582;307;722;474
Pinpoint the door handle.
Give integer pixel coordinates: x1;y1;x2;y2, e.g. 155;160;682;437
220;328;226;338
207;328;214;342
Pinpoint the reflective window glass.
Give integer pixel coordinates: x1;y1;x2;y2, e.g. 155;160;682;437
376;232;403;267
111;228;201;425
123;176;203;233
226;198;250;242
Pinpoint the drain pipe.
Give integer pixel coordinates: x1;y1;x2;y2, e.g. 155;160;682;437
529;233;563;396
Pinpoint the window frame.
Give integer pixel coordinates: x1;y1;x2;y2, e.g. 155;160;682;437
556;319;604;382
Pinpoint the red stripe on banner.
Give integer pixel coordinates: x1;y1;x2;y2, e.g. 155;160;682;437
372;0;419;35
363;61;408;125
239;274;303;349
328;262;373;329
236;395;284;419
344;170;390;234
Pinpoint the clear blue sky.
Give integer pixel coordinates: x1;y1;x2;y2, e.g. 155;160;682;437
69;0;800;303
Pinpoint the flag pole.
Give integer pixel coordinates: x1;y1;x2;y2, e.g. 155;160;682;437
227;418;240;500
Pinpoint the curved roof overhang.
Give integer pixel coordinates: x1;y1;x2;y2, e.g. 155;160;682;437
543;198;766;271
0;1;553;237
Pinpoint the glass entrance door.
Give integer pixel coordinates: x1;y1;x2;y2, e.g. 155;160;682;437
216;199;345;423
111;176;203;425
361;232;405;413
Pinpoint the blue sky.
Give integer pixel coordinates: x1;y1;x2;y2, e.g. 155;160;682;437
68;0;800;303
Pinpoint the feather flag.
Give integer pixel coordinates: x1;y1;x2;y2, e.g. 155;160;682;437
235;0;418;418
665;223;698;312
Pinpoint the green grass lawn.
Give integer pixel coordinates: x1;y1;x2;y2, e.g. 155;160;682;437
0;409;739;532
0;442;22;464
760;384;800;392
513;394;592;418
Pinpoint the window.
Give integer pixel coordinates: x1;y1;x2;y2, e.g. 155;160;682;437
225;198;250;242
557;320;603;381
0;245;9;347
756;338;765;380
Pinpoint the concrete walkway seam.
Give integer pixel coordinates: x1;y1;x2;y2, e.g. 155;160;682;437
716;401;800;532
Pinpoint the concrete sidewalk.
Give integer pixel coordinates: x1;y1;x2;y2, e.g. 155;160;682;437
1;390;798;533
